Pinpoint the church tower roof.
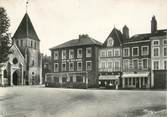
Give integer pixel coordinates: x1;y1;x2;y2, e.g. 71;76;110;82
13;13;40;41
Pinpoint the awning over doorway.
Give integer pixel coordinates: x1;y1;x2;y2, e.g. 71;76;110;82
99;75;119;80
122;72;150;78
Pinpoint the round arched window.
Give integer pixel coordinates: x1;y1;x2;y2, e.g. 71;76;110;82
13;58;18;64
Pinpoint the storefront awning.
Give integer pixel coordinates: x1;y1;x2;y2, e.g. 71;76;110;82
99;75;119;80
122;72;150;78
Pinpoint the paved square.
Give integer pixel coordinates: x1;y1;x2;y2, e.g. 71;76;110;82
0;86;166;117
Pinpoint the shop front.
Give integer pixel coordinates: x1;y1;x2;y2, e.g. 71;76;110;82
98;75;120;89
122;72;150;89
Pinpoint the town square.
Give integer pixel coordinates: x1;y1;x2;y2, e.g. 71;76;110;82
0;86;166;117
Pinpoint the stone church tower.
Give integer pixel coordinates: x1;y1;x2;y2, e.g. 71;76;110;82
12;13;42;85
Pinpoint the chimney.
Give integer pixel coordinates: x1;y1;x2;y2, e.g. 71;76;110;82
151;15;157;34
78;34;89;41
122;25;129;39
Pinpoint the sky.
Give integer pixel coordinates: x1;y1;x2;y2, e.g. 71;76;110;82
0;0;167;55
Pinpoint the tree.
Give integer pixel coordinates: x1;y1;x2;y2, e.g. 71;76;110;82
0;7;12;64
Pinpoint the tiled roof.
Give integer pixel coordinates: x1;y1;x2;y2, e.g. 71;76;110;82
124;29;167;43
103;27;123;47
13;13;40;41
50;35;102;50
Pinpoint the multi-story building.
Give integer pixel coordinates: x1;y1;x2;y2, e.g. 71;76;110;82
150;17;167;88
45;34;102;88
98;28;123;89
122;25;152;89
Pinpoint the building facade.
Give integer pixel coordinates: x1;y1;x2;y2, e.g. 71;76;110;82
150;29;167;89
0;42;25;86
45;34;102;88
12;13;42;85
122;33;151;89
98;28;123;89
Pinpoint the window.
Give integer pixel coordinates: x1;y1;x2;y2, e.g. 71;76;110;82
34;42;36;49
129;78;131;85
21;40;23;47
62;77;67;82
62;62;66;71
108;50;113;57
69;62;74;71
144;77;148;85
123;48;130;57
133;78;135;85
77;61;82;71
123;59;129;69
69;49;74;59
163;47;167;56
125;78;128;85
141;46;149;55
86;47;92;57
30;40;33;47
77;48;82;58
54;63;59;72
16;40;19;46
153;60;159;70
54;51;59;60
132;59;138;69
70;76;73;82
114;49;120;56
32;60;34;66
101;61;106;68
153;47;159;57
76;76;83;82
62;50;66;59
54;77;59;82
86;61;92;70
164;60;167;69
152;40;159;46
132;47;139;56
142;59;148;69
163;39;167;45
108;61;113;68
115;61;120;70
101;51;106;57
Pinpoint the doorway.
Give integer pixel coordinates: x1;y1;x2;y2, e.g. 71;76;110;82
13;70;20;85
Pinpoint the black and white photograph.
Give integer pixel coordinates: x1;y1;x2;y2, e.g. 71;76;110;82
0;0;166;117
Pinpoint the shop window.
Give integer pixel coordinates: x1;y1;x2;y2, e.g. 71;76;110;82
133;78;135;85
62;77;67;82
125;78;128;85
76;76;83;82
70;76;73;82
54;77;59;82
144;77;148;85
129;78;131;85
